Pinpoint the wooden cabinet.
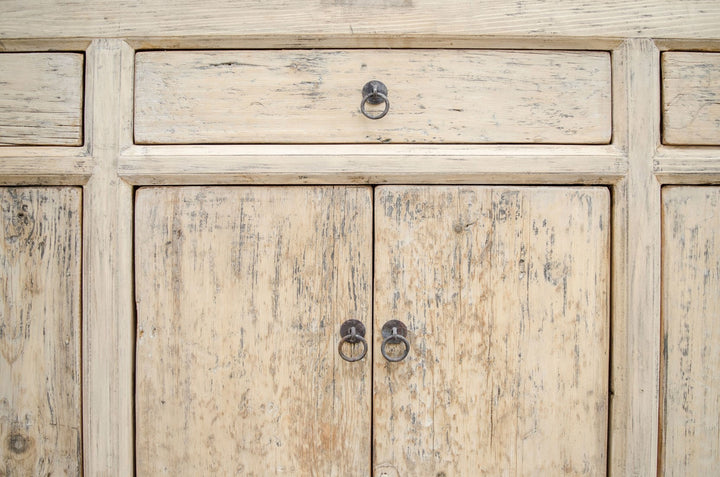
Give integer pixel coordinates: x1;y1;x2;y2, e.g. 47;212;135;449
134;185;609;475
1;2;720;476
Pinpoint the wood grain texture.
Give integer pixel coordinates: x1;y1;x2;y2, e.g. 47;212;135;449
373;186;610;476
82;39;135;477
135;186;373;476
135;50;611;145
0;187;82;475
660;187;720;475
662;52;720;145
1;1;720;39
0;53;83;146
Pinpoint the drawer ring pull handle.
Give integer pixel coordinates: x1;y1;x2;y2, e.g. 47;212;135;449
381;319;410;363
338;319;368;362
360;80;390;120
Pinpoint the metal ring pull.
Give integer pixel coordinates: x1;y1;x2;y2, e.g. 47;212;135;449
360;80;390;120
380;320;410;363
338;319;368;362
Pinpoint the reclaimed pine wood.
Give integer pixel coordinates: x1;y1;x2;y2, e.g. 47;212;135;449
660;187;720;475
0;53;84;146
0;187;82;475
135;186;373;476
373;186;610;476
662;52;720;145
135;50;611;145
1;1;720;39
81;40;136;477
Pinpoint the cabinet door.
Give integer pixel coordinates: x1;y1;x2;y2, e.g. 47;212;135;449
660;187;720;474
135;187;373;476
0;187;82;475
373;186;610;476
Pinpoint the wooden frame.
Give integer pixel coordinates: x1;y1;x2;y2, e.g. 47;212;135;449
1;30;718;475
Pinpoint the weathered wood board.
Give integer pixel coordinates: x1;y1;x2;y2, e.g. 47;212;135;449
1;1;720;39
0;53;84;146
135;186;373;476
660;187;720;475
0;187;82;475
135;50;611;145
373;186;610;476
662;52;720;145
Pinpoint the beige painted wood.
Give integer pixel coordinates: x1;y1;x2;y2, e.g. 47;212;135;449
660;187;720;475
118;144;626;185
0;53;83;146
135;186;372;476
82;39;135;477
2;1;720;39
373;186;609;476
0;187;81;475
607;39;662;476
135;50;611;145
663;52;720;145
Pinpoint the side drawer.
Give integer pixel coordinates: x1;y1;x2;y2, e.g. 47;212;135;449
662;52;720;145
0;53;84;146
134;49;612;145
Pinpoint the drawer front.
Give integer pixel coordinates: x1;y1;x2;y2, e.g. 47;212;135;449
662;52;720;145
0;53;84;146
135;50;612;145
661;187;720;475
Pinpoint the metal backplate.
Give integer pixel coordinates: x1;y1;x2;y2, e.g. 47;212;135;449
361;80;388;105
340;319;366;343
381;319;407;341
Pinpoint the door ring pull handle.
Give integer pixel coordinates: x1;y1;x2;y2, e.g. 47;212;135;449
338;319;368;362
380;319;410;362
360;80;390;120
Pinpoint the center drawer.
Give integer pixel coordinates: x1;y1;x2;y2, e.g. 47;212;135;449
134;49;612;145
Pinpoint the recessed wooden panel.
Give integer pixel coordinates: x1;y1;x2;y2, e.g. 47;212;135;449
0;187;82;475
135;186;373;476
662;52;720;145
135;50;612;145
0;53;84;146
373;186;610;476
660;187;720;475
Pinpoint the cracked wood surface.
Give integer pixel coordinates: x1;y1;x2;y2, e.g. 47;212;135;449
660;187;720;475
134;186;372;476
662;52;720;146
373;186;610;476
0;54;84;146
0;187;82;475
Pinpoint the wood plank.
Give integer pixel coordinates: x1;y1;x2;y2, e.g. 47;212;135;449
81;39;135;477
135;50;611;145
373;186;610;476
0;187;82;475
662;52;720;145
660;187;720;475
0;53;83;146
1;1;720;39
135;186;373;476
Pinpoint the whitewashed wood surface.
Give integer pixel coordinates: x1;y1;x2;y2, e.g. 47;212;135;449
135;186;373;476
1;0;719;39
662;52;720;145
0;53;84;146
0;187;82;475
660;187;720;475
373;186;610;476
135;50;611;145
